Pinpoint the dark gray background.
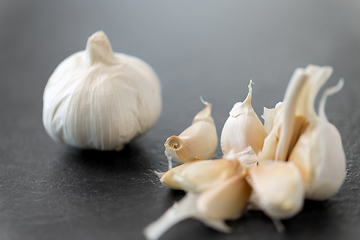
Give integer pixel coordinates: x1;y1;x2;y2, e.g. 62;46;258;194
0;1;359;240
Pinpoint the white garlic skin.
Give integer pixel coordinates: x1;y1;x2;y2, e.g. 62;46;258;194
221;81;267;155
43;31;162;151
262;101;284;134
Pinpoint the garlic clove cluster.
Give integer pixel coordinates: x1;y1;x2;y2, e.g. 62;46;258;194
43;31;162;151
146;65;346;239
259;65;346;200
164;97;218;164
221;81;267;155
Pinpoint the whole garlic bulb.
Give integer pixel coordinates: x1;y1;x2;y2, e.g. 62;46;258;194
43;31;162;151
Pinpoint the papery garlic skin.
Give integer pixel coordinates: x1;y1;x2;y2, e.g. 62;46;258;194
262;102;284;134
258;69;308;162
164;98;218;164
43;31;162;151
289;79;346;200
249;161;305;219
235;146;258;169
221;81;267;155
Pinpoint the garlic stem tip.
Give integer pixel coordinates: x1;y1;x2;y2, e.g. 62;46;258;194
199;96;208;105
318;78;344;121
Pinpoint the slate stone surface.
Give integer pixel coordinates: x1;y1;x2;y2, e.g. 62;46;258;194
0;1;359;240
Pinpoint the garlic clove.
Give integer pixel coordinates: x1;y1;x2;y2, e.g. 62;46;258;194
248;161;305;219
221;80;267;155
196;173;251;220
143;193;231;240
43;31;162;151
288;79;346;200
160;157;241;192
164;97;218;164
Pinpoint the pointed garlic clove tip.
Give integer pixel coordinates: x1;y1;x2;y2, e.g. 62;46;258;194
193;96;213;122
244;80;253;104
221;80;267;155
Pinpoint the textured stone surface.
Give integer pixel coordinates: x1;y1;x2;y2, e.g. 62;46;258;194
0;1;359;239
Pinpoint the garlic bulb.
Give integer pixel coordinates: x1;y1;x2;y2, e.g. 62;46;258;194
43;31;162;151
248;161;305;219
164;97;218;164
221;81;267;155
288;79;346;200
